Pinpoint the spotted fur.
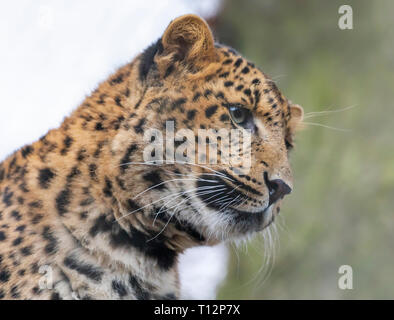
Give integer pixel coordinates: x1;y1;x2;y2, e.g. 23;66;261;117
0;15;303;300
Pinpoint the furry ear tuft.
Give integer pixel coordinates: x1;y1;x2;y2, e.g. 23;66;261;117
161;14;216;66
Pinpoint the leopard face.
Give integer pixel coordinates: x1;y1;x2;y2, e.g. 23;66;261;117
110;15;304;243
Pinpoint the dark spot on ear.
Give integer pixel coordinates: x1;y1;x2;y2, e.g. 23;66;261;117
139;38;162;81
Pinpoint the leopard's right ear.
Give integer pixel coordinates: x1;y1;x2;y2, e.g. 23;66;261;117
161;14;216;65
139;15;217;80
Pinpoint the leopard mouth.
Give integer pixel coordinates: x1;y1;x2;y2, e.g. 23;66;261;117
225;204;275;231
196;172;275;232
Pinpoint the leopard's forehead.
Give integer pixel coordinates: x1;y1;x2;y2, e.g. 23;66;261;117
180;44;292;130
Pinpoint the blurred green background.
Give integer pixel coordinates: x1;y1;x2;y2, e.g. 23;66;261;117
213;0;394;299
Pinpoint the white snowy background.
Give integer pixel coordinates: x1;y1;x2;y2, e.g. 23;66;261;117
0;0;228;299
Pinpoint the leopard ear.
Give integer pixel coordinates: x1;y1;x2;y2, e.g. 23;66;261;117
288;104;304;132
160;14;216;67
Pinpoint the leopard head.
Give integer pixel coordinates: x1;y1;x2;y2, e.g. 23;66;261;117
110;15;304;245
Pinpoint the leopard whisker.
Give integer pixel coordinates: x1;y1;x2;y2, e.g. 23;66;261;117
153;186;227;224
118;160;233;182
131;177;221;200
304;104;357;118
302;121;351;132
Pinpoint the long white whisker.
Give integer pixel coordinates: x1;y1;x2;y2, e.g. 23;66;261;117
118;160;233;182
153;187;226;223
116;185;222;222
132;177;220;200
304;104;357;118
302;121;351;132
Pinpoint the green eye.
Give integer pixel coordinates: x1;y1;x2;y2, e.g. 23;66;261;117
230;106;246;124
229;105;252;126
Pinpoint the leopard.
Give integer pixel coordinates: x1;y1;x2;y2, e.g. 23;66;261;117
0;14;303;300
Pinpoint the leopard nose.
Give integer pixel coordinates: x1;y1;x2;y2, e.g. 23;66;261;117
264;173;292;205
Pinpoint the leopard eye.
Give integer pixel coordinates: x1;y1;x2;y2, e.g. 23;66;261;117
229;105;252;127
